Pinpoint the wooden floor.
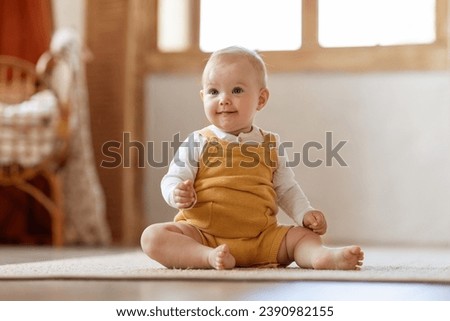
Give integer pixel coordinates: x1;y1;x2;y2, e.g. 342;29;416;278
1;246;450;301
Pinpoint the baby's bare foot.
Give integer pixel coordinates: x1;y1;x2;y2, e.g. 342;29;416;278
208;244;236;270
312;246;364;270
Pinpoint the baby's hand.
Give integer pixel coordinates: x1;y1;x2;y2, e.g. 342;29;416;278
302;210;327;235
173;180;196;209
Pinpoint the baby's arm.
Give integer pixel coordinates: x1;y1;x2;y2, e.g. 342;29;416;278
277;183;328;235
161;132;203;209
273;133;326;235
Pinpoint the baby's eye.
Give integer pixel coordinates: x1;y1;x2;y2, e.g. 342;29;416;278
232;87;244;94
207;88;219;95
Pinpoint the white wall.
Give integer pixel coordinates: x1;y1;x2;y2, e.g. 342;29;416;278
145;71;450;247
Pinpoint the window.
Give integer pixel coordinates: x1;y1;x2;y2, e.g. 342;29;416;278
199;0;302;52
319;0;436;47
148;0;449;72
157;0;191;52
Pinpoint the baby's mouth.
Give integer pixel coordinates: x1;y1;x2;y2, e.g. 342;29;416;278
217;111;237;114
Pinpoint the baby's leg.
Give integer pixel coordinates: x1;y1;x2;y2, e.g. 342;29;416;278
140;222;235;269
277;226;364;270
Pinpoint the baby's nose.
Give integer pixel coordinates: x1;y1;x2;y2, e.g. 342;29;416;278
219;94;231;105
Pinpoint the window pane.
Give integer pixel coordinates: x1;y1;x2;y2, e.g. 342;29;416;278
319;0;436;48
158;0;191;52
200;0;302;52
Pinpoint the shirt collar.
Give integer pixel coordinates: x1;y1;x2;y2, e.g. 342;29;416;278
208;125;264;142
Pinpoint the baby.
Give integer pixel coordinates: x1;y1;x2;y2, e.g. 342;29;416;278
141;46;364;270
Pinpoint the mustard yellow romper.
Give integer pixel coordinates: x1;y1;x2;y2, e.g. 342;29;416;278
174;128;291;267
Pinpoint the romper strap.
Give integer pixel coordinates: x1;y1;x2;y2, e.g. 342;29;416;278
259;129;277;147
197;127;218;140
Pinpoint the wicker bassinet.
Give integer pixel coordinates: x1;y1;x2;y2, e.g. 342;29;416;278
0;53;72;246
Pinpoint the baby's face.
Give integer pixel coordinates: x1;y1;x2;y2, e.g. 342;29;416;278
200;56;268;136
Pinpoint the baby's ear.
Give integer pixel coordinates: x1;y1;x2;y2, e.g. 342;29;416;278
199;89;204;101
257;88;270;110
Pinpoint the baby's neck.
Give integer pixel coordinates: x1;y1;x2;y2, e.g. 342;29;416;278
224;126;254;137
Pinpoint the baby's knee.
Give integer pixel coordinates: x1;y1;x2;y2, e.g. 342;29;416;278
287;226;321;244
140;224;166;257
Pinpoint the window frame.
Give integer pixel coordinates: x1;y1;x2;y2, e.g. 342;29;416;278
145;0;450;73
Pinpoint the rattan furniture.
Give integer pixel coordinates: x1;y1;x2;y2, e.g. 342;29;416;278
0;54;72;246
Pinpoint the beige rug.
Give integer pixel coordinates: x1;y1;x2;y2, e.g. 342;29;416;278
0;246;449;283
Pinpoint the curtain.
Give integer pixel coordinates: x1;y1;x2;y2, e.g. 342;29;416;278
0;0;53;64
0;0;53;244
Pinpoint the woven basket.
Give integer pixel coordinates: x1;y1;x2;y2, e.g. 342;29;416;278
0;54;71;246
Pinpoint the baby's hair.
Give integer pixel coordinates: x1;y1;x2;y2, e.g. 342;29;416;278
202;46;268;88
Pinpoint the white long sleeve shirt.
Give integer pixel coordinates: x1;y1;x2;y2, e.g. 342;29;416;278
161;125;314;226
